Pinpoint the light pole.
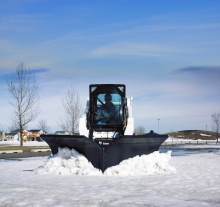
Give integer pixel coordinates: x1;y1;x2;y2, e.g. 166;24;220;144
0;124;1;141
158;119;160;134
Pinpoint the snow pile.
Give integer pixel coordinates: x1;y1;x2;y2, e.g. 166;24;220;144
104;150;176;176
200;133;211;137
35;148;176;176
35;147;102;175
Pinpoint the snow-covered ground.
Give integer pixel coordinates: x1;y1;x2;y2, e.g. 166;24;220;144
0;140;220;206
165;137;220;147
165;136;218;142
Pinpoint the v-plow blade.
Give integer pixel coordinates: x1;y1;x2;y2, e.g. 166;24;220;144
41;134;168;172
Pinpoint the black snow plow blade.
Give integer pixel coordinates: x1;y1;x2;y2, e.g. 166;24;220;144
41;134;168;172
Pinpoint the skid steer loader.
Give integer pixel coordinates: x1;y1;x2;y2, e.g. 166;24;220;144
41;84;168;172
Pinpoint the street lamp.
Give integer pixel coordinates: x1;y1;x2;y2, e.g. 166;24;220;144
0;124;1;141
158;119;160;134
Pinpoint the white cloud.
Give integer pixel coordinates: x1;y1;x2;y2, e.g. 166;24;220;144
90;42;174;58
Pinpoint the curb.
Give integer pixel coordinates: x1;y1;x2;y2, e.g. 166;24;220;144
31;149;51;152
0;150;23;154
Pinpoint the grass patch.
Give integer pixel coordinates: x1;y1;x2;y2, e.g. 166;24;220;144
0;146;50;152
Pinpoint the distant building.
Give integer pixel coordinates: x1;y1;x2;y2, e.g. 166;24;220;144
0;131;6;141
4;129;44;141
6;129;20;141
5;129;29;141
28;129;44;141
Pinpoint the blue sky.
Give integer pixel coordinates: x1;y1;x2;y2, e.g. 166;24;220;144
0;0;220;133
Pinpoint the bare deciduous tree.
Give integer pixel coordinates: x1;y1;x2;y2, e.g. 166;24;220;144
38;119;50;134
212;112;220;142
7;62;40;146
134;126;145;135
8;122;19;133
59;86;83;134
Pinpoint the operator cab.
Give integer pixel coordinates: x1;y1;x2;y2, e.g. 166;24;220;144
87;84;127;138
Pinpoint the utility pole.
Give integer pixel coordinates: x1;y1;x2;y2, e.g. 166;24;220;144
158;119;160;134
0;124;2;141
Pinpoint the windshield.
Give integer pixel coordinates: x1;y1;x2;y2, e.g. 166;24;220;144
94;92;122;125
